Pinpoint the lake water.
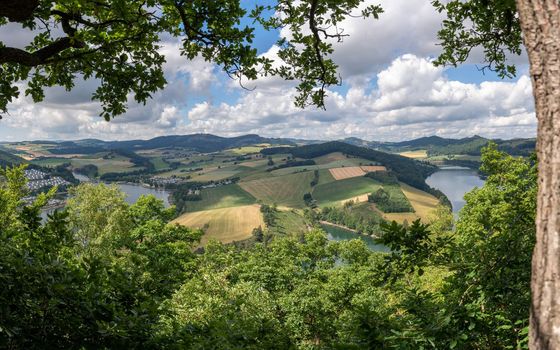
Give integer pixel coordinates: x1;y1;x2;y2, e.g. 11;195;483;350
321;223;388;252
41;176;171;220
425;167;485;213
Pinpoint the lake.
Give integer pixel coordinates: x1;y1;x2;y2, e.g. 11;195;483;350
321;223;388;252
41;177;171;220
426;166;485;214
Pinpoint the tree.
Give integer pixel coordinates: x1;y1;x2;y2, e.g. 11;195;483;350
432;0;558;346
0;0;381;119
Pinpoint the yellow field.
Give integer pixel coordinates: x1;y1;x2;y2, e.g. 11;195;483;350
173;204;264;245
399;150;428;159
383;183;439;223
360;165;387;172
329;167;366;180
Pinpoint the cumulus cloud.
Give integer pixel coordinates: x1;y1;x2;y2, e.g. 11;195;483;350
0;0;535;142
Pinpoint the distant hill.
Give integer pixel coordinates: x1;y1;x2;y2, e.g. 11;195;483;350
341;135;535;156
45;134;296;155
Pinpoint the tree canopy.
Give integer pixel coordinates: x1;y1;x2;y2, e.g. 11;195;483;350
0;0;381;119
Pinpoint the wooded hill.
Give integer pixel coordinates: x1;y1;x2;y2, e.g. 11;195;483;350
261;142;438;193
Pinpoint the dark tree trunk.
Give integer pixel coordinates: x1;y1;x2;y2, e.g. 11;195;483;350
516;0;560;349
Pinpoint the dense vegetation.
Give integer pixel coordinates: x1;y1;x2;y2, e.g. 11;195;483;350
320;201;384;236
0;145;535;348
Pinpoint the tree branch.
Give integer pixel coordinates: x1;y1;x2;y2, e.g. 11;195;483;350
0;0;39;22
0;37;86;66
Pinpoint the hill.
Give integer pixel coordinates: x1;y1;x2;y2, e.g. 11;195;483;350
261;141;439;193
341;135;535;156
42;134;295;155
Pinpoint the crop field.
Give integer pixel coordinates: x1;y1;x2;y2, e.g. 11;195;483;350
399;150;428;159
183;184;256;212
361;165;387;172
173;204;264;245
226;146;266;155
383;183;439;223
189;167;243;182
313;177;382;208
329;167;366;180
239;171;315;208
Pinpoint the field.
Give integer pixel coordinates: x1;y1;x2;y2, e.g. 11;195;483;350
239;171;315;208
329;167;366;180
313;177;382;207
271;210;308;235
173;204;264;245
183;184;256;212
189;166;245;181
399;150;428;159
383;183;439;223
149;157;170;171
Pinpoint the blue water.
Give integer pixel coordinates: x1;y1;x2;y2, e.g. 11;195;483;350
426;167;485;213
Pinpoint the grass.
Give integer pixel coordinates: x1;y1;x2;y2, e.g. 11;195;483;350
313;177;382;208
383;183;440;223
149;157;170;171
239;171;315;208
173;204;264;245
399;150;428;159
271;210;308;235
188;165;252;182
183;184;256;212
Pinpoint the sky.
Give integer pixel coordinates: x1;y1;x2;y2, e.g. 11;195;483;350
0;0;536;142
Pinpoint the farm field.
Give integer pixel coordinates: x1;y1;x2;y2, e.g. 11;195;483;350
399;150;428;159
271;210;308;235
383;183;439;223
361;165;387;172
173;204;264;245
189;167;244;181
329;167;366;180
183;184;256;212
239;171;315;208
313;177;382;208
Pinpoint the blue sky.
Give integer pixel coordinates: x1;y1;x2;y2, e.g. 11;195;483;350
0;0;535;142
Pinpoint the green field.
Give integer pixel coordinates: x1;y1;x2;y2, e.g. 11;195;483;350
183;184;257;212
313;177;382;207
149;157;170;171
239;171;315;208
271;210;308;235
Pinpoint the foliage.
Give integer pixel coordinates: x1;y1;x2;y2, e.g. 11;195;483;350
1;0;381;118
432;0;522;78
321;202;384;236
0;172;201;348
368;184;414;213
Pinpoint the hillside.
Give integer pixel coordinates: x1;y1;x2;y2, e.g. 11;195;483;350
341;135;535;156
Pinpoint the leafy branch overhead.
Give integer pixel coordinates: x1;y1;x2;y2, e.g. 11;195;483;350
0;0;381;119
